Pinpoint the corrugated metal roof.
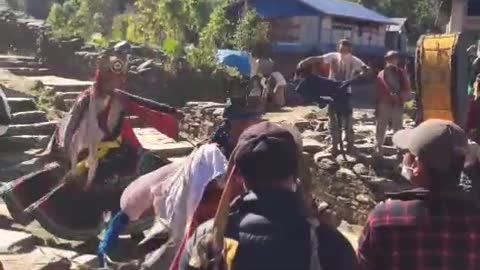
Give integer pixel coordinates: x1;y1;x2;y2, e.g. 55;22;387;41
387;17;407;32
299;0;394;24
252;0;318;18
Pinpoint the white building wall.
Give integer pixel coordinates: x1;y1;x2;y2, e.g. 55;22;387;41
378;25;387;46
298;16;320;44
321;16;333;44
319;17;386;48
448;0;467;32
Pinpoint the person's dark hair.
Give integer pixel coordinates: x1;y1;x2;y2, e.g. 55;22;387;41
338;39;352;48
425;154;465;191
235;136;298;189
296;65;313;78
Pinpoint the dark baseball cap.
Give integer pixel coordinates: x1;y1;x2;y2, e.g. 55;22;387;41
234;122;299;184
393;119;468;173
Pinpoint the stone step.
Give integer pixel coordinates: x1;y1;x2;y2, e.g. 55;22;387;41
5;121;57;136
0;60;42;68
0;55;35;62
0;156;48;182
0;135;49;151
148;141;195;158
71;254;100;269
134;127;194;158
4;67;51;76
11;111;48;125
25;76;92;93
53;92;80;111
6;97;37;114
63;98;76;110
0;229;36;253
54;91;81;101
12;246;79;270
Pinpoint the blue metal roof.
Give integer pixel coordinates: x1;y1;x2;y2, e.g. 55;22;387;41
299;0;393;24
252;0;317;18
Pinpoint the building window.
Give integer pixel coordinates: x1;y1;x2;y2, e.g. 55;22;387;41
332;24;353;44
269;18;301;43
467;0;480;16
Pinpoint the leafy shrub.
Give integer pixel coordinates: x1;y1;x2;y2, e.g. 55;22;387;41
233;9;270;56
46;0;115;39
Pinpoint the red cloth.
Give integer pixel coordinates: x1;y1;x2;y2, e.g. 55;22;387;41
120;119;142;149
466;99;480;132
120;99;179;139
375;67;412;105
357;190;480;270
466;98;480;143
74;87;178;150
169;179;244;270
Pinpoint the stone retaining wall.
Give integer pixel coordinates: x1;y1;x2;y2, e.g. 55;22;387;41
0;10;42;53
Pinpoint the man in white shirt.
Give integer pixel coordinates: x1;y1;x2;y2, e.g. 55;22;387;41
297;39;368;155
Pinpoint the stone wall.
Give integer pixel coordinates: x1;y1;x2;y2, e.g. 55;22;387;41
37;36;229;105
0;10;230;106
179;102;226;143
0;10;43;54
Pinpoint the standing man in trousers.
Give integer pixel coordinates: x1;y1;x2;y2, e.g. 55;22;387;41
375;50;412;156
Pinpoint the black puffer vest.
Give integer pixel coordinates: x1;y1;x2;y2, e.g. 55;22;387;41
180;189;357;270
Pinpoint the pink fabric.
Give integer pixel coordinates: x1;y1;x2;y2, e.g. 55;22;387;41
69;93;105;188
150;144;228;243
121;161;183;221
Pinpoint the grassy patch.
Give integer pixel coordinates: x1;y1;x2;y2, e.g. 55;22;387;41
404;99;416;120
0;71;61;120
29;82;60;120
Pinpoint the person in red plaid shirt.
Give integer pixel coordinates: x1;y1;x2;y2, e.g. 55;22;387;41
357;119;480;270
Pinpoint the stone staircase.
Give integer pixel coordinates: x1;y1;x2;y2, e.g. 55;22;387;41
0;55;90;180
0;56;59;153
1;97;53;151
0;95;55;180
0;55;49;75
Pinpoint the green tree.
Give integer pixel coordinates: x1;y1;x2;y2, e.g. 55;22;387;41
47;3;70;30
233;9;270;56
46;0;115;39
349;0;452;44
128;0;215;45
198;0;234;49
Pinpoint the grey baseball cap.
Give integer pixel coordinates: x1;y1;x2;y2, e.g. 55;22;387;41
384;50;400;59
393;119;468;173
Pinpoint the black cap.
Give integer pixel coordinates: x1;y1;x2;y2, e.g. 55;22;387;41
234;122;299;185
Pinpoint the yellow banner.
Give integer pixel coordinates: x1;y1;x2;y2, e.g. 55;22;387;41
418;34;458;122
